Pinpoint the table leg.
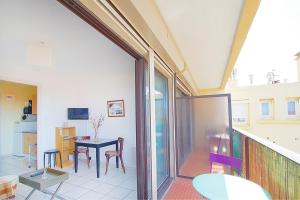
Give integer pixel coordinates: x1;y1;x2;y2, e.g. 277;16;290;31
54;153;56;168
28;144;31;168
75;143;78;173
116;142;119;168
50;181;64;200
48;154;51;168
96;147;100;178
25;188;36;200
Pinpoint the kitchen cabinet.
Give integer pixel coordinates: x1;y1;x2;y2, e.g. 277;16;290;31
32;94;37;114
22;132;37;154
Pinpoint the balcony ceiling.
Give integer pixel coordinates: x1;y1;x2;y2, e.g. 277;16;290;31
154;0;245;89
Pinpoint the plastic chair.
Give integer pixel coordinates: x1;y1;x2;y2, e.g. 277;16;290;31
209;153;242;175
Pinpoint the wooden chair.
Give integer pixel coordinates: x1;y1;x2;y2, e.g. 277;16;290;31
73;136;91;168
105;137;125;174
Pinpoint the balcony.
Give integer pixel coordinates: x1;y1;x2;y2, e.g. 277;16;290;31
165;127;300;199
232;127;300;199
166;93;300;199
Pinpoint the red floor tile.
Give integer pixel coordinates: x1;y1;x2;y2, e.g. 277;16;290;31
163;178;204;200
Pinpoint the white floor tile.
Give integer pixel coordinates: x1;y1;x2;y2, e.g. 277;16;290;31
123;191;137;200
99;195;120;200
64;187;89;199
16;183;33;196
104;175;128;186
119;178;137;190
92;183;115;194
79;191;104;200
107;187;132;199
81;180;102;190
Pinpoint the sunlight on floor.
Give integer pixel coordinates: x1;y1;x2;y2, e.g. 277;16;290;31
0;156;137;200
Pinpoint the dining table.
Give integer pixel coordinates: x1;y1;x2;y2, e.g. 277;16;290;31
192;173;272;200
74;138;118;178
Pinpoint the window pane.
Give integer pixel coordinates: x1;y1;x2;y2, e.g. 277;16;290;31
155;70;170;187
261;102;270;116
144;66;152;197
288;101;296;115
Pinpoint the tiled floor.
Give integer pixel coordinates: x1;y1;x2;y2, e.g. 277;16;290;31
0;156;137;200
179;149;227;177
163;178;203;200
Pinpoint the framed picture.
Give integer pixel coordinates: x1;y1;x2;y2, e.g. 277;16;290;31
107;100;125;117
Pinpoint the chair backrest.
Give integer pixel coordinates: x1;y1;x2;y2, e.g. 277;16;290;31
74;136;90;141
209;153;242;175
118;137;124;155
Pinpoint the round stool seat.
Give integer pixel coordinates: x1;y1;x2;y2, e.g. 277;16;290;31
44;149;60;154
0;175;18;200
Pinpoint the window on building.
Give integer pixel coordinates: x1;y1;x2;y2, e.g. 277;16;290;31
286;97;299;118
287;101;296;115
259;99;274;119
261;102;270;115
232;99;249;126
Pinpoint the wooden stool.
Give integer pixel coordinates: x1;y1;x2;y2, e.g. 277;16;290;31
44;149;62;168
0;175;18;200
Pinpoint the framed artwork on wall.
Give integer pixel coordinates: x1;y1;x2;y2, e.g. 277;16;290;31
107;100;125;117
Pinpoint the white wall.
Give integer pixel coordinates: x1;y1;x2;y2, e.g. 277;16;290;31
0;0;136;167
227;83;300;154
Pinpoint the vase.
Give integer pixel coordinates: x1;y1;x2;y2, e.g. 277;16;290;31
94;129;100;141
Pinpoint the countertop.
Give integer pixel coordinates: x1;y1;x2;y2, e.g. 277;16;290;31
22;132;37;134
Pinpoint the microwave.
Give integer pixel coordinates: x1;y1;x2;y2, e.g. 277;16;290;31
22;114;37;122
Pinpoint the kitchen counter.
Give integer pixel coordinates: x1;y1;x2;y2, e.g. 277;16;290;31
22;131;37;134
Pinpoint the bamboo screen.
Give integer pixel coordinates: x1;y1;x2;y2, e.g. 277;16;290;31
233;130;300;199
247;139;300;199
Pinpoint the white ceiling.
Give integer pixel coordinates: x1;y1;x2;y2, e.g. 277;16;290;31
154;0;245;89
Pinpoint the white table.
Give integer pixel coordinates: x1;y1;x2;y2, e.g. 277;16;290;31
192;174;272;200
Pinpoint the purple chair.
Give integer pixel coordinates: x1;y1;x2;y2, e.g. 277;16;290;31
209;153;242;175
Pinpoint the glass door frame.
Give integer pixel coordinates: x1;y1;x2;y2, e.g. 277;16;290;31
174;89;233;179
174;78;193;179
149;53;176;199
154;69;171;194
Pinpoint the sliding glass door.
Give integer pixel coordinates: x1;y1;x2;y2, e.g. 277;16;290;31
175;94;232;178
155;70;170;188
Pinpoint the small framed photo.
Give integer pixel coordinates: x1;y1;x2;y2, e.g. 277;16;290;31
107;100;125;117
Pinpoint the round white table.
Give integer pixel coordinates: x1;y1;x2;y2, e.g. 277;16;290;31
192;174;272;200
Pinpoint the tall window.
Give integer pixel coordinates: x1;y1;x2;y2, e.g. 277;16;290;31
232;99;249;126
287;101;296;115
261;102;270;116
259;99;274;119
155;70;170;189
286;97;299;118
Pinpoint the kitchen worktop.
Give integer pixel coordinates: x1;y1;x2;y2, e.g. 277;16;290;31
22;131;37;134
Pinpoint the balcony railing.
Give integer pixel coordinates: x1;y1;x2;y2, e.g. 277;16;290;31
232;127;300;199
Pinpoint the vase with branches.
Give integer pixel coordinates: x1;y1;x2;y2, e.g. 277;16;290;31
90;113;105;140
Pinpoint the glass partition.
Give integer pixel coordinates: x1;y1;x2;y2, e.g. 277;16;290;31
155;70;170;187
176;94;232;178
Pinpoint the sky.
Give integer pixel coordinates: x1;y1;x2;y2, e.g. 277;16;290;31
234;0;300;86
